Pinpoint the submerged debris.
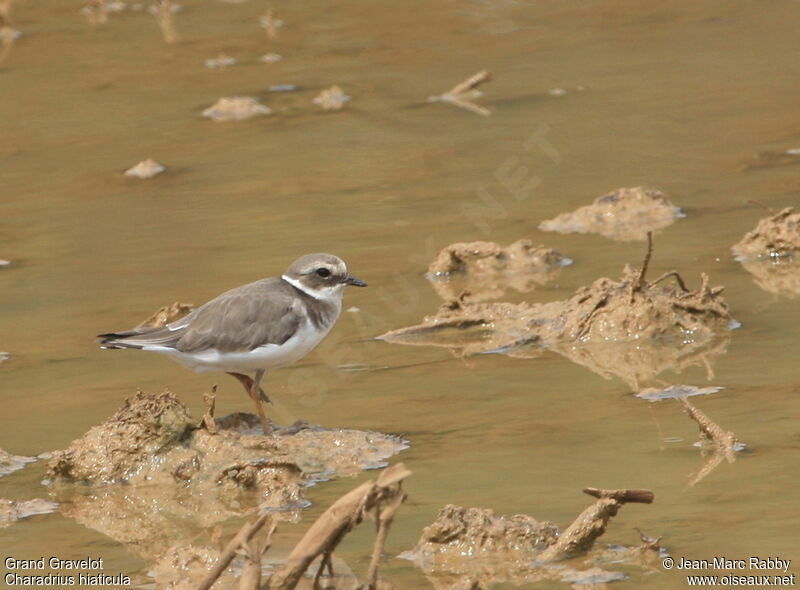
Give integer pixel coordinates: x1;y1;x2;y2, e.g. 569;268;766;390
428;70;492;117
589;528;668;572
403;488;655;589
539;186;684;242
682;398;744;487
259;8;283;38
732;207;800;297
260;52;282;64
427;240;571;302
0;447;36;478
205;53;237;69
124;158;166;179
740;150;800;171
80;0;109;24
636;384;723;402
202;97;272;122
0;498;59;526
312;85;350;111
150;0;179;43
0;14;18;64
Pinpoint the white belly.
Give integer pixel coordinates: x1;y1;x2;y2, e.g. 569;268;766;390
143;319;331;373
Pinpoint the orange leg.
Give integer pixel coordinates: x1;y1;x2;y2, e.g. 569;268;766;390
226;370;272;434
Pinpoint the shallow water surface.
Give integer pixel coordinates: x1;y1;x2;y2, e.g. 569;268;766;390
2;0;800;588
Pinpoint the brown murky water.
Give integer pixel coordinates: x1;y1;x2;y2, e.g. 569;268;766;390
2;0;800;587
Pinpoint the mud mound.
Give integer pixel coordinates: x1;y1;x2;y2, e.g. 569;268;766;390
0;498;59;527
47;391;196;483
544;266;730;344
732;208;800;297
47;392;405;487
732;207;800;260
45;392;406;560
538;186;683;241
406;505;559;562
427;240;571;302
402;491;655;590
381;265;732;387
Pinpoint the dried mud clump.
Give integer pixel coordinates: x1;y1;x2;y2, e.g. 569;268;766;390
124;158;165;179
202;97;271;122
427;240;571;302
538;186;684;242
732;208;800;297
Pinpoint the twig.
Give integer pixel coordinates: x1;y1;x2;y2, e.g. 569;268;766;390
631;231;653;300
238;521;276;590
448;70;492;96
311;552;332;589
201;388;218;434
428;70;493;117
152;0;178;44
197;514;271;590
365;489;406;589
260;8;283;39
0;14;15;65
648;270;689;292
268;463;411;590
539;487;654;562
583;488;654;504
680;398;738;453
747;199;774;214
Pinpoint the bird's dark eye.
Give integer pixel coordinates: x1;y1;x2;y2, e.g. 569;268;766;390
315;268;331;278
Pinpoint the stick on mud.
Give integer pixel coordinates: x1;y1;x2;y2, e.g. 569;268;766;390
268;462;411;590
428;70;493;116
196;513;272;590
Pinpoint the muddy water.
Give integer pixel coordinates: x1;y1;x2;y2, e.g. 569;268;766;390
2;0;800;587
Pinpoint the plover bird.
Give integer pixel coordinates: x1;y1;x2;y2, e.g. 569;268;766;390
98;253;366;434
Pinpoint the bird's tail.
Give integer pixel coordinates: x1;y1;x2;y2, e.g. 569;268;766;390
97;331;147;349
97;326;181;350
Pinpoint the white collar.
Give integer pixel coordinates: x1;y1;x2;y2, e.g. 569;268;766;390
282;274;343;302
